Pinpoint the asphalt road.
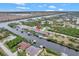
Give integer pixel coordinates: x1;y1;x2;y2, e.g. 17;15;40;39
3;24;79;56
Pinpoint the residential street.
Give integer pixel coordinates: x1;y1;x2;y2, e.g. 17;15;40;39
3;23;79;56
0;14;79;56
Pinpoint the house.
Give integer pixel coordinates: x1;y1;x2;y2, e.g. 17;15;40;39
17;41;43;56
18;41;31;51
16;25;32;31
26;46;42;56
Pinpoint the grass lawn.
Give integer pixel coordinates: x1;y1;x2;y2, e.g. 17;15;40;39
5;36;25;52
21;21;38;27
8;23;20;28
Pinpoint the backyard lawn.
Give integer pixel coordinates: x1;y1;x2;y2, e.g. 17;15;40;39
6;36;25;52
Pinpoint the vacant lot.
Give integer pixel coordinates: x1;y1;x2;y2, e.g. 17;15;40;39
0;12;63;22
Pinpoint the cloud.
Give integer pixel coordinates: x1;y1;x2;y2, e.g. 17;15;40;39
15;3;30;10
16;6;26;9
45;10;54;11
48;5;56;8
58;8;64;11
16;6;30;10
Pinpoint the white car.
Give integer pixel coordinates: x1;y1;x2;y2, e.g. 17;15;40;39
38;35;43;39
39;45;44;48
27;32;32;36
61;53;68;56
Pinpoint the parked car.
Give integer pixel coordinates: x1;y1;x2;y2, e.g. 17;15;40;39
27;32;32;36
39;45;44;48
21;31;24;33
34;33;39;37
38;35;43;39
33;40;37;44
16;28;18;31
38;35;48;39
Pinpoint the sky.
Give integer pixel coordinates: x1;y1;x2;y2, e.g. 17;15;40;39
0;3;79;11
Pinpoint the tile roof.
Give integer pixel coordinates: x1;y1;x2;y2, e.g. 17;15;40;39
18;41;31;50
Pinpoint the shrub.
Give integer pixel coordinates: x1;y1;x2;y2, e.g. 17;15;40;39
67;43;74;47
8;23;19;28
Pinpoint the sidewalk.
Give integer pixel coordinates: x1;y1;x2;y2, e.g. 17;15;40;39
0;42;16;56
